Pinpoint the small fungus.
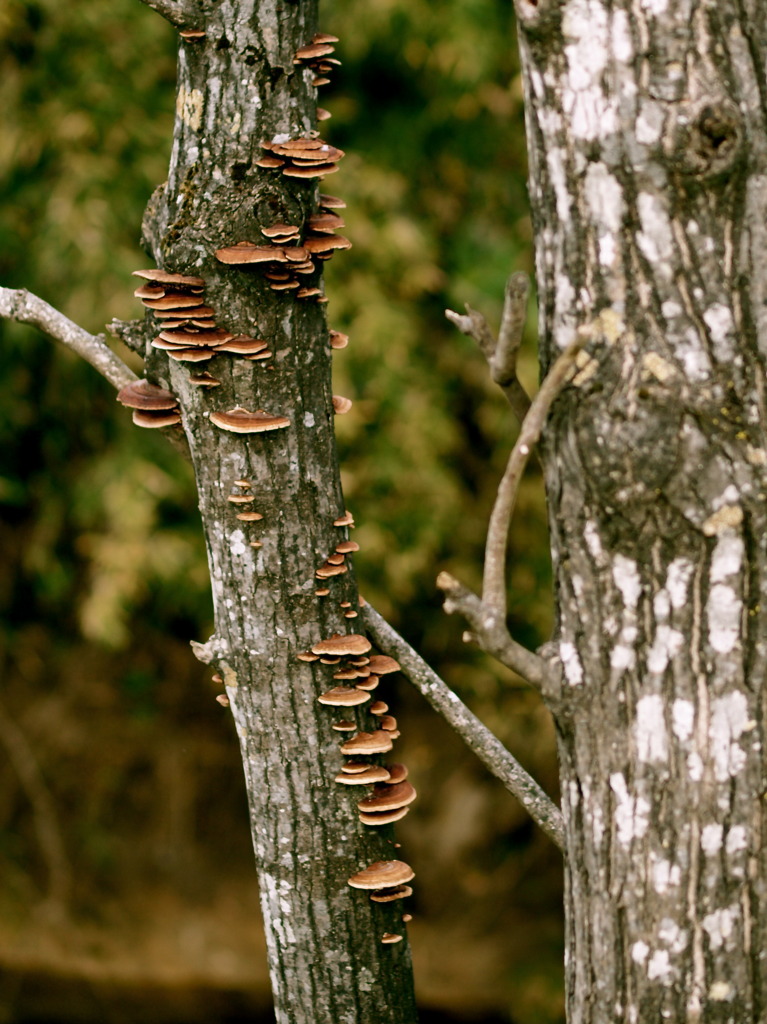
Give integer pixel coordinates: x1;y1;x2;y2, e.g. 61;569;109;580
367;655;401;675
312;633;371;656
354;675;380;691
385;763;408;784
117;379;178;411
347;860;415;890
132;268;205;287
210;407;291;433
340;730;393;755
333;395;353;415
359;807;410;826
370;885;413;903
358;781;416;813
335;766;391;785
331;720;357;731
333;510;355;527
319;193;346;209
317;687;371;707
131;409;182;429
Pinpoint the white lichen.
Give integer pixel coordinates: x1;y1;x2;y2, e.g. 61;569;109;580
613;554;641;609
709;692;750;781
701;823;724;857
671;699;694;742
635;695;668;762
706;584;741;655
610;772;650;844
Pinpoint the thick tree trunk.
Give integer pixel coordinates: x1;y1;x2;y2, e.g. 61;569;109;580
126;3;418;1022
518;1;767;1020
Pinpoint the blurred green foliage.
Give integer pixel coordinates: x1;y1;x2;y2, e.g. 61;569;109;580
0;1;562;1021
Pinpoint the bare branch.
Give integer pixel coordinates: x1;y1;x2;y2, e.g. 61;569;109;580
445;279;532;424
490;272;531;422
362;602;565;851
0;287;137;391
137;0;201;28
437;571;547;687
482;337;585;616
444;304;496;360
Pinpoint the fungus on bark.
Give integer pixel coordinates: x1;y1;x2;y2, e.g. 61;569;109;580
311;633;371;657
209;407;291;433
333;395;353;415
317;687;371;707
117;379;178;411
359;807;410;826
340;730;394;755
347;860;415;890
358;780;416;814
370;885;413;903
333;510;355;527
335;766;391;785
367;655;401;675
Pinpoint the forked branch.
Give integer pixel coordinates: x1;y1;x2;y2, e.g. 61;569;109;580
362;603;565;851
446;272;532;424
0;287;137;390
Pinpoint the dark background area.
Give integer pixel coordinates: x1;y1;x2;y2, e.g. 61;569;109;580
0;1;564;1021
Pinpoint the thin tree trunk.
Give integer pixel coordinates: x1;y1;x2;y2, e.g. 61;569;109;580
126;3;418;1021
517;0;767;1019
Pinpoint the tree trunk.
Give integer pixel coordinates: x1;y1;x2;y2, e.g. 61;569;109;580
517;0;767;1019
126;3;418;1021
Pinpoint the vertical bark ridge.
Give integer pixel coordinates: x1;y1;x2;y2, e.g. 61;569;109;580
518;0;767;1019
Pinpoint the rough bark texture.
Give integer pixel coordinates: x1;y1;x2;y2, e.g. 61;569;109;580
128;3;418;1022
517;1;767;1020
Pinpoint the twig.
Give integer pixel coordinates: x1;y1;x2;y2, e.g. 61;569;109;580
436;571;547;686
0;287;137;391
482;337;585;617
491;272;531;420
362;603;565;852
445;272;532;424
137;0;201;28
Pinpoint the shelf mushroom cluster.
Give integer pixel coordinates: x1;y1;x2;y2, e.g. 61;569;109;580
292;32;340;88
116;378;181;429
214;196;351;302
132;268;273;364
303;625;416;939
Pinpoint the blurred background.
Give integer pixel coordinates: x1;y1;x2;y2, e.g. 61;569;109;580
0;1;563;1021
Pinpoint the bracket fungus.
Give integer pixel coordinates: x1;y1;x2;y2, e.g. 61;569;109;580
358;781;416;814
359;807;410;826
381;933;403;945
332;395;353;415
209;407;291;434
311;633;371;657
339;730;393;755
117;379;181;428
334;766;391;785
317;686;371;707
367;655;401;675
370;885;413;903
347;860;415;890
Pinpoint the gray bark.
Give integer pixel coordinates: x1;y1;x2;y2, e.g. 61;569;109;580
131;3;418;1021
516;0;767;1020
